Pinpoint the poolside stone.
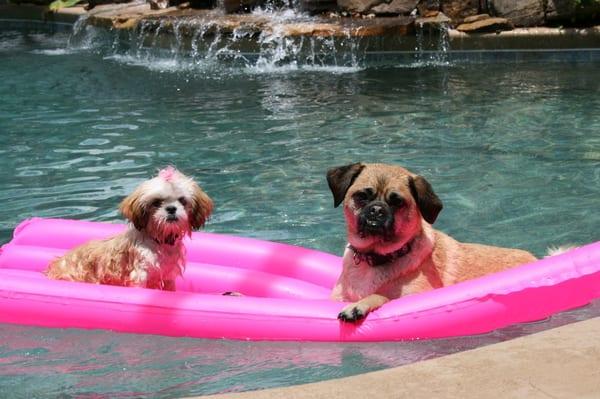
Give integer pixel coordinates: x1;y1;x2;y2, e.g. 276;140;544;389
456;16;513;33
84;3;415;38
490;0;545;27
415;11;451;28
441;0;479;23
222;0;265;13
546;0;600;24
370;0;418;16
298;0;338;15
149;0;168;9
87;2;175;29
337;0;417;15
463;14;490;24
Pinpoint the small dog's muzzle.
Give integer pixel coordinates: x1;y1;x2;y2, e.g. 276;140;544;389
165;206;178;221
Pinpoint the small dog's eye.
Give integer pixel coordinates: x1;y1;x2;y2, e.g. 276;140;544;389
178;197;187;206
152;199;163;208
388;192;405;207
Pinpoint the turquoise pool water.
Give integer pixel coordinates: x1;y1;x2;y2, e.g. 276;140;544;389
0;26;599;398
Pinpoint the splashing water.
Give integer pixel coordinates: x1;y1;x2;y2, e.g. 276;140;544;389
414;20;450;67
66;8;371;73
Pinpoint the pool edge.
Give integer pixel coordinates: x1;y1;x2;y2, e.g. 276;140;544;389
193;316;600;398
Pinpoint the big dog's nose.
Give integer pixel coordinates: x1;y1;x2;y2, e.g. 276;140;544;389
368;204;385;220
363;202;391;228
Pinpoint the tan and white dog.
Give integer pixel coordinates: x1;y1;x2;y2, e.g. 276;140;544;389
46;167;213;291
327;162;537;322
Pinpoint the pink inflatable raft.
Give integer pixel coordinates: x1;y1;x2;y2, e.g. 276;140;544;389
0;218;599;342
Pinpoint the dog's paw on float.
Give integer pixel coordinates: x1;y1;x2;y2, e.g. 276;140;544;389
222;291;243;296
338;303;369;322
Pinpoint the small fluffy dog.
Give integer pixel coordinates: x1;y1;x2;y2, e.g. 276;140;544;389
327;162;537;322
46;167;213;291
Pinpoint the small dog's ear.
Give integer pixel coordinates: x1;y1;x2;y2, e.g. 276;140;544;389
409;175;443;224
120;190;148;231
190;185;214;230
326;163;365;208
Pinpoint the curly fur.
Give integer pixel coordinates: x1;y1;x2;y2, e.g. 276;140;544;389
46;167;213;291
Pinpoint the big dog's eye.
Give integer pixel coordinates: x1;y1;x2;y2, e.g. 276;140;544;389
178;197;187;206
152;199;163;208
353;188;373;207
388;192;405;208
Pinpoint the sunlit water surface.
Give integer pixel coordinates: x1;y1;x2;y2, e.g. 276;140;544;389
0;28;599;398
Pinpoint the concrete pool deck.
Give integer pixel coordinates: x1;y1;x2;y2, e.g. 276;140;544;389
194;316;600;399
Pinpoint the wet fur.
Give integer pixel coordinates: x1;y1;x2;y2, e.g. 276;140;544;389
46;167;213;290
327;163;537;321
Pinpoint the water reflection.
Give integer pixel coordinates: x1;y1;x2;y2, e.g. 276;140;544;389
0;300;597;398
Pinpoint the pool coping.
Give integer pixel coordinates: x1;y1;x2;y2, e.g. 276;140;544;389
192;316;600;399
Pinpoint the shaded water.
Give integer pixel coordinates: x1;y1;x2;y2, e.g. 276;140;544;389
0;27;599;398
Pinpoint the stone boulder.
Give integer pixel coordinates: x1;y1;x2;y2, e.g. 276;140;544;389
546;0;600;25
415;11;451;28
298;0;338;14
337;0;417;15
222;0;264;13
456;16;513;32
463;13;491;23
489;0;544;27
371;0;417;15
441;0;479;23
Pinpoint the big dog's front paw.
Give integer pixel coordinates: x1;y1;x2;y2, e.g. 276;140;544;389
338;302;370;322
337;294;390;323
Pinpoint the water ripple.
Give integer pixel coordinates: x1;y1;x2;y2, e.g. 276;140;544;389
92;124;140;131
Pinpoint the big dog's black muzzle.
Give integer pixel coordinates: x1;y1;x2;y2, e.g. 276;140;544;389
358;201;394;237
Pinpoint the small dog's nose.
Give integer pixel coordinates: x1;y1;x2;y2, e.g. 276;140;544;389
166;206;177;215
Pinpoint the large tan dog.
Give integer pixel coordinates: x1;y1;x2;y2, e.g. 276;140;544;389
327;162;537;322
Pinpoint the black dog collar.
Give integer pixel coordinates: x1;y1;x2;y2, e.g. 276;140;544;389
348;240;413;267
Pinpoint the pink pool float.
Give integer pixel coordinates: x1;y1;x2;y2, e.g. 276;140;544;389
0;218;599;341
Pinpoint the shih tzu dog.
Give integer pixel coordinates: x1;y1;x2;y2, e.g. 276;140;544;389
46;166;213;291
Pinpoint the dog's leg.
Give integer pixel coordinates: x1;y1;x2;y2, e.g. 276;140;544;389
129;268;148;287
338;294;389;322
162;280;177;291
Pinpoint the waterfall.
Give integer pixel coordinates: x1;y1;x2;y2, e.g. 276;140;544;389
63;2;456;72
65;9;368;72
414;18;450;66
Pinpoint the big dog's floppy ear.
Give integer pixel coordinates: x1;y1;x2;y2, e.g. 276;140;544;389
326;163;365;208
409;175;443;224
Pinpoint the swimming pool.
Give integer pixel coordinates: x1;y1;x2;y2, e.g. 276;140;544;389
0;25;599;398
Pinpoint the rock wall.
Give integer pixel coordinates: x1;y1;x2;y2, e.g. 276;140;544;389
331;0;600;28
546;0;600;24
335;0;418;15
440;0;480;22
12;0;600;27
490;0;544;26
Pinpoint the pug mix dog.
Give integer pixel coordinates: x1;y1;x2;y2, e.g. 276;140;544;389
327;163;537;322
